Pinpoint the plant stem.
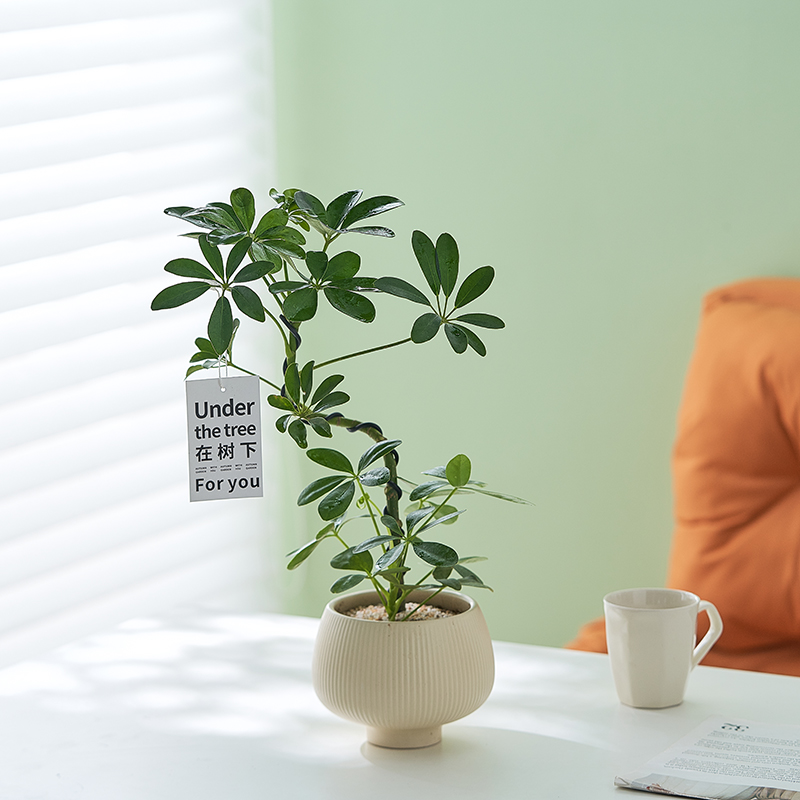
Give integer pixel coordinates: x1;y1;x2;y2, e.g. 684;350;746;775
356;478;383;539
327;414;405;613
228;361;282;392
262;303;290;351
400;586;446;621
314;338;412;370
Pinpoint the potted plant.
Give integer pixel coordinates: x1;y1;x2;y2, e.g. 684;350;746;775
151;186;528;748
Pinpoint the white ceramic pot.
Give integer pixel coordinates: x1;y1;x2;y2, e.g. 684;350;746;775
312;588;494;749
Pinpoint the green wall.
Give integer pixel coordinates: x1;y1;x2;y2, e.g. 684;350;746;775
269;0;800;645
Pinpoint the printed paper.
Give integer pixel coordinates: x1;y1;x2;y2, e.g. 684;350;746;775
185;375;263;501
616;716;800;799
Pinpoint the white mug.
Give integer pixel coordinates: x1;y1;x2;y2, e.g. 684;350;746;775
604;588;723;709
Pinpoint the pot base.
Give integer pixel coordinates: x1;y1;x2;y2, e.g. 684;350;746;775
367;725;441;749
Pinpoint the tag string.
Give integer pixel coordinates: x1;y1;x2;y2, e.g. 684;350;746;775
217;358;229;392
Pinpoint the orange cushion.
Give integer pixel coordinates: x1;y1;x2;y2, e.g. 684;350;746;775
567;279;800;676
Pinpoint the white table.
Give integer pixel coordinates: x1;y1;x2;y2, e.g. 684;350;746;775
0;610;797;799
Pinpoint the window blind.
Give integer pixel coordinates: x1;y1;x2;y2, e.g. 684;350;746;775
0;0;277;667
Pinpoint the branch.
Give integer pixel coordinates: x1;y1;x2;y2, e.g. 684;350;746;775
314;338;412;370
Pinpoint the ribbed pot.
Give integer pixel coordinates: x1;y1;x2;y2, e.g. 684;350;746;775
312;589;494;749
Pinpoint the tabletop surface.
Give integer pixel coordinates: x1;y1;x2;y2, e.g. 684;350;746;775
0;609;798;799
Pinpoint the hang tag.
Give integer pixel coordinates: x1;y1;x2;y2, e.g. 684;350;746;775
185;375;263;502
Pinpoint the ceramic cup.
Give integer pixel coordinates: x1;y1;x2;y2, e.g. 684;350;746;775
604;588;723;709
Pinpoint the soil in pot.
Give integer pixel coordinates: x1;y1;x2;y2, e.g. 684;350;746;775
344;602;457;621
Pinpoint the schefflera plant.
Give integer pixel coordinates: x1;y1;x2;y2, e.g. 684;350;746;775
152;187;528;620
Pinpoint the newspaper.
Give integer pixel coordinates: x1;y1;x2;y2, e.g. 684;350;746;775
616;716;800;799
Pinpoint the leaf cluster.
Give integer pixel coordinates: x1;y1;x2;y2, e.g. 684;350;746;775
152;185;527;619
286;452;529;616
375;231;505;356
268;361;349;448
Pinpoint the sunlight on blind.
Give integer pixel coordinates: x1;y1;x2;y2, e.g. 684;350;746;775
0;0;277;667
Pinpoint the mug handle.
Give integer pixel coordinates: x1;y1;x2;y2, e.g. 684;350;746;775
691;600;723;668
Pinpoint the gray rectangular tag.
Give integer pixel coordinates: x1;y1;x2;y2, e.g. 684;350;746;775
185;375;263;501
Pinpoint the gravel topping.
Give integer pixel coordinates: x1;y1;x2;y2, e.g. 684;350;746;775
344;602;456;621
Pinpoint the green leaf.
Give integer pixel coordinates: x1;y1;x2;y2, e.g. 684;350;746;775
454;563;490;589
164;205;194;220
413;541;459;568
422;465;447;479
460;325;486;356
316;522;336;539
435;233;459;297
446;454;471;487
313;390;349;412
454;266;494;309
262;239;306;260
226;237;252;279
453;313;505;329
408;480;448;501
373;277;431;306
358;439;402;473
330;545;372;572
204;202;242;232
293;190;327;220
341;195;403;228
308;416;332;437
288;419;308;448
352;534;396;553
330;574;366;593
283;287;318;322
284;362;301;403
286;538;325;570
269;280;308;294
412;230;440;294
375;544;405;571
267;394;294;411
199;236;224;278
311;374;345;405
249;243;280;270
346;225;395;238
444;322;468;353
411;313;442;343
433;566;452;580
207;296;234;353
211;231;246;245
358;466;390;486
253;208;289;237
300;361;314;398
415;508;465;532
338;277;375;290
307;448;354;473
232;260;275;283
324;288;376;323
433;503;459;523
230;187;255;229
326;190;362;230
374;565;410;579
231;285;265;322
164;258;216;281
275;414;291;433
406;506;435;533
306;250;328;280
298;475;348;506
186;364;205;377
467;487;532;504
151;282;211;310
380;515;404;536
324;251;360;281
436;577;463;590
189;350;217;363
